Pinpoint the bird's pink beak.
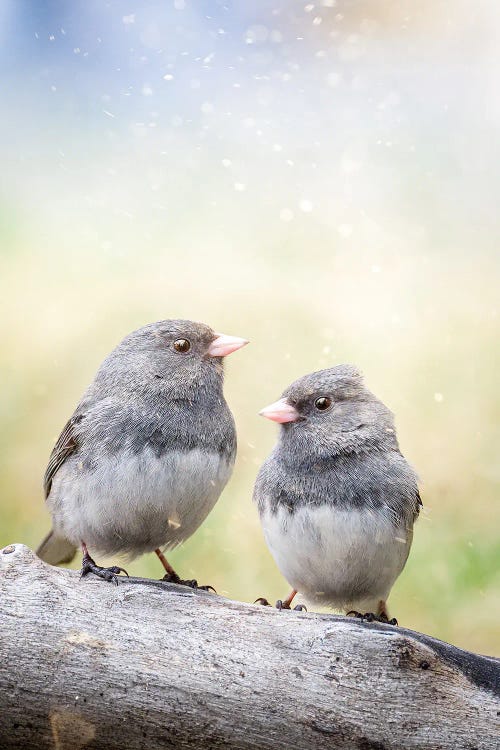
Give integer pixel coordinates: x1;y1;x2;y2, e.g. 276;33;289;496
208;333;249;358
259;398;300;424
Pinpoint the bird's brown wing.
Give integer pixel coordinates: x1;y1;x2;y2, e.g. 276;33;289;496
43;413;84;499
413;488;423;520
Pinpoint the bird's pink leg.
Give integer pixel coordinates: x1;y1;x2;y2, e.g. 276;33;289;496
155;548;215;592
155;547;178;577
277;589;298;610
255;588;306;611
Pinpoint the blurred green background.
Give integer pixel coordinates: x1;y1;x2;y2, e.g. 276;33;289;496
1;1;499;656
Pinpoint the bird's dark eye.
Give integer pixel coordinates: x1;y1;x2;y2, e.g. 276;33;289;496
314;397;332;411
173;338;191;353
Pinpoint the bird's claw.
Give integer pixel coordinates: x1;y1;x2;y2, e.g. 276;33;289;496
162;572;216;593
80;556;129;586
256;597;306;612
347;610;398;626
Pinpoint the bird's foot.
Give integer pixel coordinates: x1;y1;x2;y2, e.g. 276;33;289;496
277;598;307;612
346;610;398;626
254;597;307;612
162;572;215;593
80;553;129;585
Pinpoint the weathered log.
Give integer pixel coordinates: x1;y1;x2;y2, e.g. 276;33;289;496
0;544;498;750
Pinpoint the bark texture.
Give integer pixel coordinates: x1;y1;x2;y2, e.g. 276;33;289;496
0;543;498;750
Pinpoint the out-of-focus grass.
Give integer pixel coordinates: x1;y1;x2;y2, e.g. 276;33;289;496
1;223;498;657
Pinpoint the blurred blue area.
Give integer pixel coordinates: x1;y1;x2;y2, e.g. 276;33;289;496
1;1;498;256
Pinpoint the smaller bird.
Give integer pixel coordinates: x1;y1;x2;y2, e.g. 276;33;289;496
37;319;248;585
253;365;421;623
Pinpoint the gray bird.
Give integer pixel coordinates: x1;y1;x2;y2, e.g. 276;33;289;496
37;319;248;584
253;365;421;622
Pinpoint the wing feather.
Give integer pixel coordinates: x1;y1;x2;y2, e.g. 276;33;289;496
43;413;84;499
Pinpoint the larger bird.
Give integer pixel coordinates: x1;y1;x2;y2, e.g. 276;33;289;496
37;319;248;585
254;365;421;622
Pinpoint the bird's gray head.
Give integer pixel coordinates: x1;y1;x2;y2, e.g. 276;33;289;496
91;319;248;400
260;365;398;460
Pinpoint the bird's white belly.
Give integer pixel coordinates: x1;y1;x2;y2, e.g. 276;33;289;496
261;503;412;612
50;449;233;558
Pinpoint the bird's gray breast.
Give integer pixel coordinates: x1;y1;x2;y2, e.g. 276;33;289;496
254;448;419;609
260;501;413;609
49;447;234;558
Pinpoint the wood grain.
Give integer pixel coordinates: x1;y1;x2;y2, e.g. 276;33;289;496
0;544;498;750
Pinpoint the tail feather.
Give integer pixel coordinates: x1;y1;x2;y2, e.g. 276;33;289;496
36;530;77;566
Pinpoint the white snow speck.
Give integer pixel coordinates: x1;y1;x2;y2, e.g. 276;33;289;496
174;0;186;9
142;84;153;96
326;71;342;87
201;101;214;114
279;208;294;222
341;154;362;174
304;4;315;12
299;199;313;212
234;182;246;191
434;393;444;403
313;16;323;25
103;110;115;118
244;25;269;44
338;35;364;63
338;224;353;238
163;74;174;81
122;14;135;25
221;158;232;168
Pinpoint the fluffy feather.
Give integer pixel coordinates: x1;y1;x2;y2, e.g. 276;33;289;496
254;365;420;614
37;319;239;565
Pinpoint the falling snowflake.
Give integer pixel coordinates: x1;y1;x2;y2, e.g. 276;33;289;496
279;208;294;222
